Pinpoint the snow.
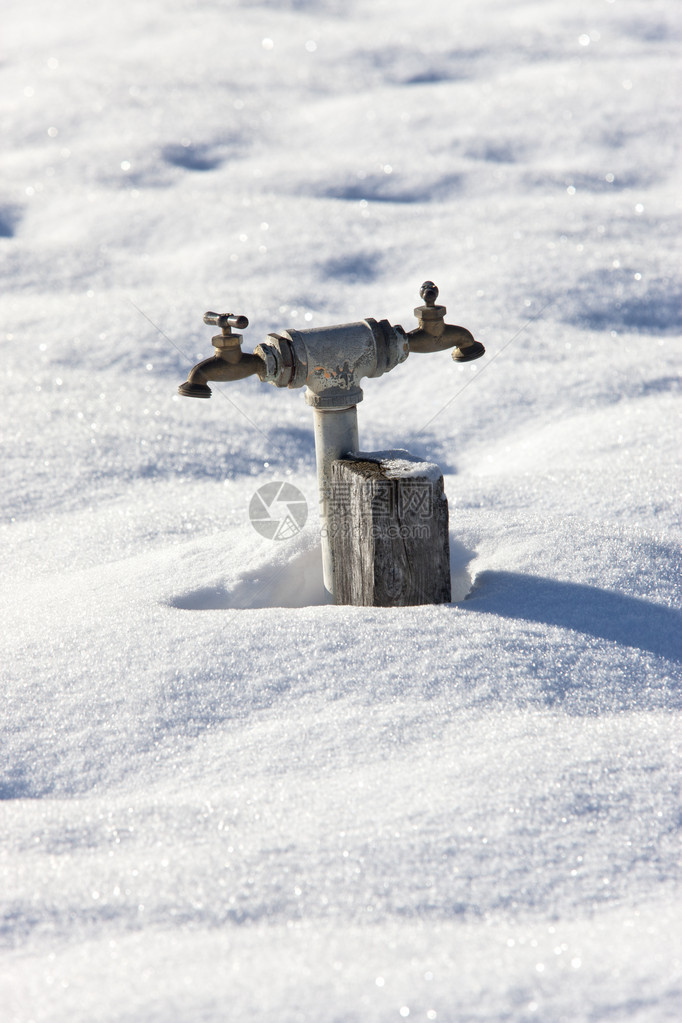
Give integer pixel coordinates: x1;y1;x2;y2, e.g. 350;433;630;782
1;0;681;1019
351;451;447;483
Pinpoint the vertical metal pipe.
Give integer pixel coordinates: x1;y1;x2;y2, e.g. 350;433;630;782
313;405;359;602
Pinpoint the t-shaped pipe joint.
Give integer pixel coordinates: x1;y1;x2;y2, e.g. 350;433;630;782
254;318;410;409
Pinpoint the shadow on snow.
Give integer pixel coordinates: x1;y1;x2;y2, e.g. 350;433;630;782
467;570;682;665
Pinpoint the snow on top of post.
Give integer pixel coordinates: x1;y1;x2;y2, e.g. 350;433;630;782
351;449;443;481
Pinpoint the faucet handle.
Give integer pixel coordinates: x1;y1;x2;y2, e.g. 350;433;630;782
204;311;249;352
203;312;249;330
413;280;446;323
419;281;440;307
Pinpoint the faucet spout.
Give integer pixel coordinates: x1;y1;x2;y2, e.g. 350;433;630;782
178;351;265;398
408;320;478;354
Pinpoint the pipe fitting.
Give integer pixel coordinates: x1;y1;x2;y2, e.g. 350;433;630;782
255;317;409;409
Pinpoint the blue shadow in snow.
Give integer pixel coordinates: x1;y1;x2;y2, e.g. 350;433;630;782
0;205;21;237
466;571;682;664
322;173;463;205
321;252;383;283
562;269;682;334
162;143;223;171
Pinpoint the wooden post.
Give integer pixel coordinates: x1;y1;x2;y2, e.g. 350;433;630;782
328;452;451;606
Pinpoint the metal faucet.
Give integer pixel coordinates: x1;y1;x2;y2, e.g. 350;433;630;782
407;281;485;359
178;282;484;600
178;313;261;397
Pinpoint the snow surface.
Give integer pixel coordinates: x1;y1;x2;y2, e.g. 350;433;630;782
1;0;681;1019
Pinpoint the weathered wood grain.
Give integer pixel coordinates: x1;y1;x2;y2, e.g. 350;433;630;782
328;454;451;606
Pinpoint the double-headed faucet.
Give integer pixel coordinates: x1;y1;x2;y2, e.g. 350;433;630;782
178;282;484;600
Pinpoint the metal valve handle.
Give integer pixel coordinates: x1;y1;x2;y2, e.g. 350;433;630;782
419;281;440;306
203;312;249;330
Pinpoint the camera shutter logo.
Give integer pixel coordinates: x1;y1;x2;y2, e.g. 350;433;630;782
249;482;308;540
